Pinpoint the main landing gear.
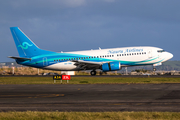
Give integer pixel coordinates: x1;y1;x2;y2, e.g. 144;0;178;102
90;70;96;76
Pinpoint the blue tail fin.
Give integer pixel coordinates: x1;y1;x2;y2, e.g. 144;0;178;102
10;27;55;57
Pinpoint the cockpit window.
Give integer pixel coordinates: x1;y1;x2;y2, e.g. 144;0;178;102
157;50;165;53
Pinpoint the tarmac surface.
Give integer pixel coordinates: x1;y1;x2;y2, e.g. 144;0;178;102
1;75;180;77
0;84;180;112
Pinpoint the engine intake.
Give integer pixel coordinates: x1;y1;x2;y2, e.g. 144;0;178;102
102;62;121;72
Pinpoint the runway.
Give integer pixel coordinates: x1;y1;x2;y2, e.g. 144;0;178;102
1;75;180;78
0;84;180;112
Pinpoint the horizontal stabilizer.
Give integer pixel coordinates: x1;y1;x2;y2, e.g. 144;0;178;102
8;56;31;61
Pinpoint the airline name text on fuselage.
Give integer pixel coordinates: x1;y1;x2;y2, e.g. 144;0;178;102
107;48;144;54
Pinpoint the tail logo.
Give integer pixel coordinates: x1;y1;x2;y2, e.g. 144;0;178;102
18;42;33;49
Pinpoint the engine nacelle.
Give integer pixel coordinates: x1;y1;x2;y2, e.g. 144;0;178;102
102;62;121;72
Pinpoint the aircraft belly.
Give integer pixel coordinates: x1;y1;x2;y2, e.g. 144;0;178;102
44;62;78;71
135;56;163;65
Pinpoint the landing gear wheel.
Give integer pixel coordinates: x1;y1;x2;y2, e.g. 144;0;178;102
90;71;96;76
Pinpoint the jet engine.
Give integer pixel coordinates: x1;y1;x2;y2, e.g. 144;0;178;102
102;61;121;72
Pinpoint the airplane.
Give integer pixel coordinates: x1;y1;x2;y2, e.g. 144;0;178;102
9;27;173;75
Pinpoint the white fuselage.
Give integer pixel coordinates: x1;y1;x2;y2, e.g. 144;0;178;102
43;46;173;71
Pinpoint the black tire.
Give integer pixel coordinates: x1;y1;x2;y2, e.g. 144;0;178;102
90;71;96;76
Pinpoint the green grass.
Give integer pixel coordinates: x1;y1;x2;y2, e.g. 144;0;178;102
0;111;180;120
0;78;180;119
0;77;180;84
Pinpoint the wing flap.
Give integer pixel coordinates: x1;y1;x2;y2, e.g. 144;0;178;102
73;60;102;65
73;60;102;70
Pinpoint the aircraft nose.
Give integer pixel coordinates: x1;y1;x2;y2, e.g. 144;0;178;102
167;52;173;60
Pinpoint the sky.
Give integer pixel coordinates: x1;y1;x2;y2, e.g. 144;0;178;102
0;0;180;62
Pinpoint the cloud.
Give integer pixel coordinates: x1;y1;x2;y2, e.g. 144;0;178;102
0;0;180;62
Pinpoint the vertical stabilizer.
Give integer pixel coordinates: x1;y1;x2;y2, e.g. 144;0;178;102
10;27;54;57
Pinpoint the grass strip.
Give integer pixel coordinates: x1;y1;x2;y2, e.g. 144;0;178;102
0;111;180;120
0;77;180;84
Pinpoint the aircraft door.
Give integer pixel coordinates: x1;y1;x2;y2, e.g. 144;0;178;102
43;57;48;66
148;49;152;58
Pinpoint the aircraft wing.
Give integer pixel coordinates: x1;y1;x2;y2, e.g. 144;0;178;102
73;60;102;70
